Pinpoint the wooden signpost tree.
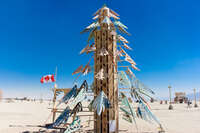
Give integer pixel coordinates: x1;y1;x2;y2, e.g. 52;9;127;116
93;7;119;133
79;5;141;133
78;5;163;133
40;5;164;133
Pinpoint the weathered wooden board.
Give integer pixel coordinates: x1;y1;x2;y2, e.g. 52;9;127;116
94;23;118;133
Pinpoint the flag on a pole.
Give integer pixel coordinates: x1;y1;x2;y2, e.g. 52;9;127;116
40;74;55;83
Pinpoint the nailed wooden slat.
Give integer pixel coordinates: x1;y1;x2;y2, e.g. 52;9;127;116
102;28;108;133
94;28;96;133
95;30;101;133
99;29;103;133
113;31;119;132
108;30;114;133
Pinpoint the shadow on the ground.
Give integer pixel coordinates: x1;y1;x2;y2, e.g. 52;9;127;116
22;130;59;133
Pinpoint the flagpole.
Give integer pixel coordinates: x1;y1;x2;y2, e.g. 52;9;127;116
55;66;57;85
52;66;58;122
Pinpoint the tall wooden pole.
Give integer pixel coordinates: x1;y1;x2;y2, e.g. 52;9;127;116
194;88;198;108
168;85;173;110
94;6;119;133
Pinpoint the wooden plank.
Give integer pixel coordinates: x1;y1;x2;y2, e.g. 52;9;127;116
102;28;108;133
108;29;113;133
94;30;97;132
106;29;110;133
95;30;101;133
112;31;117;133
51;88;71;95
52;88;57;122
99;29;103;133
113;31;119;132
52;88;72;122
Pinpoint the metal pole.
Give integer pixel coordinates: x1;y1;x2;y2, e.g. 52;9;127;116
52;66;58;122
168;85;173;110
194;88;198;108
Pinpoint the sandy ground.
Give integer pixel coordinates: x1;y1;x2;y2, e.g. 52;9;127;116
0;100;200;133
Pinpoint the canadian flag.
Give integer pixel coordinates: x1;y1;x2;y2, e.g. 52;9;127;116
40;74;55;83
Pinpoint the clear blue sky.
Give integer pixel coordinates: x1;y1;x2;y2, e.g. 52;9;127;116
0;0;200;99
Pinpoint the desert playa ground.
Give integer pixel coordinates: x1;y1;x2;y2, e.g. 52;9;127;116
0;100;200;133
